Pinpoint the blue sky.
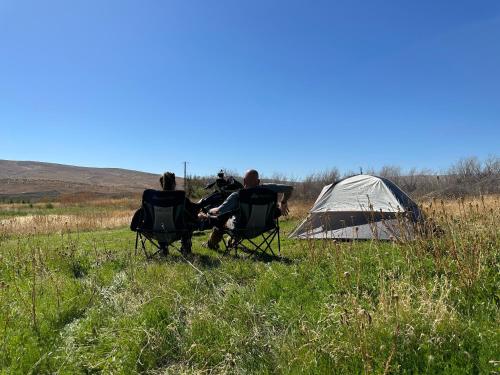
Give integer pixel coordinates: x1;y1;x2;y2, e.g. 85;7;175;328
1;0;499;178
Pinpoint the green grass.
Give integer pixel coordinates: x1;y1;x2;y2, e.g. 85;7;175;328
0;201;132;218
0;215;499;374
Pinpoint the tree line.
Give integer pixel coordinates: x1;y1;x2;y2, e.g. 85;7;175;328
186;155;499;200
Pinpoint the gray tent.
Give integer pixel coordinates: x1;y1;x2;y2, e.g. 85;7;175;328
290;175;421;240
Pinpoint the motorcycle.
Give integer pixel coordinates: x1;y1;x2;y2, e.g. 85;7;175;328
196;170;243;213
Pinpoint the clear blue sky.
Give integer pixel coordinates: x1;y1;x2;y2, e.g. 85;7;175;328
1;0;499;178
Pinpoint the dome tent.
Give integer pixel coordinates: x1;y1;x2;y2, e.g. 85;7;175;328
289;175;422;240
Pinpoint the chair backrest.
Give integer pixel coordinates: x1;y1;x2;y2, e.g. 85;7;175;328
234;187;278;238
141;189;187;234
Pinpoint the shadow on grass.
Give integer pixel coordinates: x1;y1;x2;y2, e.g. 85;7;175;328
140;248;293;267
141;251;224;269
251;252;293;264
218;247;294;264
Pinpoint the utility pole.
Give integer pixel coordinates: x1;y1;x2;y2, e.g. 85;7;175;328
183;161;188;192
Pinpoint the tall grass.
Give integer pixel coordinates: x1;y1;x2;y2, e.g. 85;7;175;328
0;196;498;373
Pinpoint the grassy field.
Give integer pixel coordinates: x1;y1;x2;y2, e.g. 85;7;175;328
0;197;499;374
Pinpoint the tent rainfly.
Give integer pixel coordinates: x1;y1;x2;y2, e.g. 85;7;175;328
289;175;422;240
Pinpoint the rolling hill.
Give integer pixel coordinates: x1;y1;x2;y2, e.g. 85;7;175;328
0;160;181;201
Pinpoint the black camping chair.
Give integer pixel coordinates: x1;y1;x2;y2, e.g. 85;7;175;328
221;187;281;257
131;189;193;258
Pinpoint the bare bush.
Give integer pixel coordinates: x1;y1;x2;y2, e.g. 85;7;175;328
449;157;483;182
293;168;340;201
484;155;500;176
443;156;500;196
184;156;499;202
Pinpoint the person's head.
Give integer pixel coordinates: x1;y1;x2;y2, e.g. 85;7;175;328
159;172;176;191
243;169;260;188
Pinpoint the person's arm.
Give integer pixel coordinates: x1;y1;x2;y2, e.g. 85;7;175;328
208;192;239;216
280;189;292;216
184;198;199;221
262;183;293;215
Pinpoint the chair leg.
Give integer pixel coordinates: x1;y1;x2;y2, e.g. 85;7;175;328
137;233;174;259
233;238;244;257
265;232;278;257
277;221;281;256
224;229;280;259
222;235;229;254
140;236;149;259
245;236;270;257
263;231;278;255
159;243;168;256
259;235;271;256
135;232;139;256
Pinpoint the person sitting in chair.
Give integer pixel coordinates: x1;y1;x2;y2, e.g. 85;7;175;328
199;169;293;249
159;172;199;254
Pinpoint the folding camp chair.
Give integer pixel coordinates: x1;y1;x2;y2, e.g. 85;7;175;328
221;187;281;257
131;189;193;258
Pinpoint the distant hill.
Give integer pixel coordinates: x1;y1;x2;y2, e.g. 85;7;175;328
0;160;182;201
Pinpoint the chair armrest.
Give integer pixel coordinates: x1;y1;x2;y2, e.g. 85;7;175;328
212;208;239;220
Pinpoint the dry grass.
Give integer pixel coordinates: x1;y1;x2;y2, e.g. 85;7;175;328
59;196;140;209
0;197;140;236
287;195;500;221
420;194;500;217
0;210;134;235
286;200;313;220
2;195;498;236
